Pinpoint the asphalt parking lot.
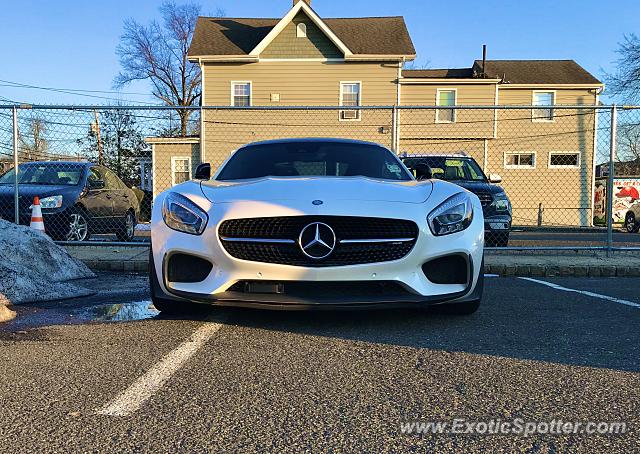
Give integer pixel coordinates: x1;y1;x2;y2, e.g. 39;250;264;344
0;273;638;452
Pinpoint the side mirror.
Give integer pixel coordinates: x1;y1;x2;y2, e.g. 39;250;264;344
488;173;502;183
88;179;105;190
414;163;432;181
195;163;211;180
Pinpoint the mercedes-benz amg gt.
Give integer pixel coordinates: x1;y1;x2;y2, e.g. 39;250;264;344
150;139;484;314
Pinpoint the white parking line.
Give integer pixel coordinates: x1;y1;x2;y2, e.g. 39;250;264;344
96;321;224;417
519;277;640;309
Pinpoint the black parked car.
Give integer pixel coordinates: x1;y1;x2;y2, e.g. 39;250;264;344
402;154;512;247
0;161;140;241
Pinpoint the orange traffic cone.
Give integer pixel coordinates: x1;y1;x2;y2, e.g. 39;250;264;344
30;196;46;233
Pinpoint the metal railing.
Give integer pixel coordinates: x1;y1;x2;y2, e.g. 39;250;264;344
0;103;638;254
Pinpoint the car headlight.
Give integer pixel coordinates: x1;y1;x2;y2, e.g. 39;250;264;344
162;192;208;235
427;193;474;236
491;191;511;212
30;195;63;209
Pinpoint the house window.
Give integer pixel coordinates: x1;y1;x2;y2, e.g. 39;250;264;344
340;82;361;120
436;89;456;123
296;23;307;38
171;157;192;186
533;91;555;122
549;152;580;168
505;152;536;169
231;82;251;107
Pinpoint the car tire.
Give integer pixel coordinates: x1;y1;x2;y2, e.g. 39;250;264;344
149;250;200;315
625;213;640;233
52;206;91;242
116;210;136;242
434;270;483;315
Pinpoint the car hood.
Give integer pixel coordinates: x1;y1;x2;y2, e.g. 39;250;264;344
450;180;505;195
0;184;80;200
200;177;433;204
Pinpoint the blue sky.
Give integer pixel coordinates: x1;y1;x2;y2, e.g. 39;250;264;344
0;0;635;105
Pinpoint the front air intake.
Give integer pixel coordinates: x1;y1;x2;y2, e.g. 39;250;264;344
422;255;469;285
166;253;213;283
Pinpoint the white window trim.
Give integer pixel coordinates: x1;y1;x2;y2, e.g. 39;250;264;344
435;88;457;124
504;151;537;169
548;152;580;169
532;90;556;123
230;81;252;107
296;22;307;38
171;156;192;186
339;81;362;122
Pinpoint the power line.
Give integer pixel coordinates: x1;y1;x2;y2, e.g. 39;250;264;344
0;78;161;105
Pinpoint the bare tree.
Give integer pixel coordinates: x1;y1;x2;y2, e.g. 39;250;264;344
619;122;640;161
605;34;640;102
114;2;205;136
19;118;48;160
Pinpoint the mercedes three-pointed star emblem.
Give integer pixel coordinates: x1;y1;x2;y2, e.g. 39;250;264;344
298;222;336;260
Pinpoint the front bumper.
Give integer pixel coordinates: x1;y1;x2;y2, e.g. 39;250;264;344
483;214;511;233
151;195;485;310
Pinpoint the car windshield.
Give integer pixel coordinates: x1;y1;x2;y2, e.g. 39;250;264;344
216;141;412;181
404;157;486;182
0;164;84;185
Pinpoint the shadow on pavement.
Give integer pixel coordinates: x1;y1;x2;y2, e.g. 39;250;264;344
182;278;640;373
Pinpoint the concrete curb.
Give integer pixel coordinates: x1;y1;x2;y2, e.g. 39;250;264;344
483;263;640;278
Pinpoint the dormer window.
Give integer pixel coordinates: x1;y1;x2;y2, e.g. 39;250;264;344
296;23;307;38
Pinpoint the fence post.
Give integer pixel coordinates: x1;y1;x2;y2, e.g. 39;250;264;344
606;105;617;257
12;106;19;224
391;106;398;152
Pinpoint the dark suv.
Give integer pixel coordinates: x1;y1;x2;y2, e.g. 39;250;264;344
402;154;512;247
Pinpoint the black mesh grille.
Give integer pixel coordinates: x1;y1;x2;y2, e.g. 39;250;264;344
476;192;493;207
219;216;418;267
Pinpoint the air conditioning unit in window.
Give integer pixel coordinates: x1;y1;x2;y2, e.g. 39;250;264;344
341;110;359;120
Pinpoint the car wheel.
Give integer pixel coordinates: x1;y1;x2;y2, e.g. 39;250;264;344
625;213;640;233
63;207;91;242
434;269;483;315
116;211;136;242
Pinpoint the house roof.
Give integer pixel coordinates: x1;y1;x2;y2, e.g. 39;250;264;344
473;60;602;85
402;68;474;79
402;60;601;85
188;16;416;57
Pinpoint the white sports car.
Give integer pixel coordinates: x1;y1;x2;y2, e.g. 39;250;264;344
150;138;484;314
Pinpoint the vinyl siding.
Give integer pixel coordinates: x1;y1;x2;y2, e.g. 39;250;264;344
202;61;399;166
261;12;342;59
203;61;398;106
400;84;496;139
489;88;599;226
152;142;201;197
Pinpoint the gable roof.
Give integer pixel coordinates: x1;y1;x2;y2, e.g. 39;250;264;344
473;60;602;85
188;16;416;59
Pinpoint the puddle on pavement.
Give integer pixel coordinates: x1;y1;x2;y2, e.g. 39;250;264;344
80;300;159;322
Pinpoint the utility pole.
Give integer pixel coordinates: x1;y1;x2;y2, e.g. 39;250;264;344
92;110;103;165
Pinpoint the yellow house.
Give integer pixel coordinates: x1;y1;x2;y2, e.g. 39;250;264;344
149;0;604;226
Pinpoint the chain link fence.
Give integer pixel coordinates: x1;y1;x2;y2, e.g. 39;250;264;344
0;104;638;252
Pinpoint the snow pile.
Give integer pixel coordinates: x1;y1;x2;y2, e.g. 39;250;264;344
0;219;96;309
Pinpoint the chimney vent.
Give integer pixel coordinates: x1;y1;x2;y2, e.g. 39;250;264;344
481;44;487;78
